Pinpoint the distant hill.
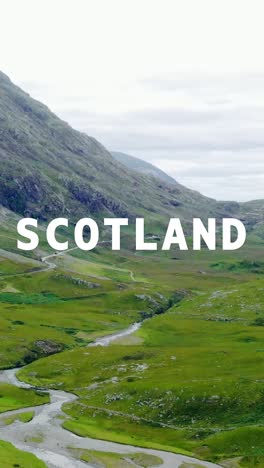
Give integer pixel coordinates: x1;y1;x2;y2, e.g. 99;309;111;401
111;151;176;185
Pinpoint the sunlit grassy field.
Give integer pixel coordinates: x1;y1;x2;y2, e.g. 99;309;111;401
19;278;264;464
0;440;46;467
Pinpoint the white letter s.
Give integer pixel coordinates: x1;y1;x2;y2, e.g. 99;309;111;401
17;218;39;251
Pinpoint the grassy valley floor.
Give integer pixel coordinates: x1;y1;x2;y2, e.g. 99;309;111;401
0;219;263;466
19;280;264;465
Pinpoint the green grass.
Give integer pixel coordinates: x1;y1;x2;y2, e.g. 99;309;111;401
0;255;168;368
205;426;264;458
70;448;163;467
19;275;264;463
0;292;62;304
238;455;264;467
179;465;207;468
0;226;263;465
1;410;34;425
0;440;46;467
0;383;48;413
63;412;192;455
25;433;44;444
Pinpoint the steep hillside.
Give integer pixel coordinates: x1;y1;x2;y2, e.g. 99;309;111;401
111;151;176;185
0;71;238;226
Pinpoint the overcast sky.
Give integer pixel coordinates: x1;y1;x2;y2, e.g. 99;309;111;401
1;0;264;201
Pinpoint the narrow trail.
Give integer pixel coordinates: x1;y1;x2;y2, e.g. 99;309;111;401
0;325;222;468
0;247;79;279
42;247;139;282
0;243;140;282
41;247;79;272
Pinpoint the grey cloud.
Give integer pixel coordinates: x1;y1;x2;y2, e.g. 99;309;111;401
56;99;264;202
141;72;264;94
82;127;264;153
19;80;54;94
179;174;264;201
159;159;264;178
22;73;264;201
62;104;264;127
58;101;264;156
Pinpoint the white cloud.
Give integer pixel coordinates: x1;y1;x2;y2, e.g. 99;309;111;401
1;0;264;201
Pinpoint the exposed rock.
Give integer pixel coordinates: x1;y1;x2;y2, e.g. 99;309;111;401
55;274;100;288
135;294;160;308
34;340;63;355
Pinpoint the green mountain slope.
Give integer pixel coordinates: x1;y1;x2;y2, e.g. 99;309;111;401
0;70;262;233
0;71;237;225
111;151;176;185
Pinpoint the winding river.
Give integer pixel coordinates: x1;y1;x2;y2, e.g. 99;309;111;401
0;325;221;468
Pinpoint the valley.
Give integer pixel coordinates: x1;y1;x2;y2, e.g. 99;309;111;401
0;219;262;467
0;329;221;468
0;72;262;467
